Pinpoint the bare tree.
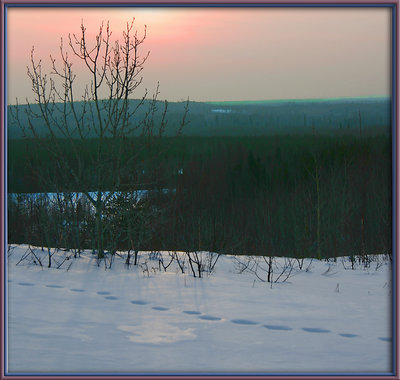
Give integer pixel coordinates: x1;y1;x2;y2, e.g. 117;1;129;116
11;19;189;258
234;255;296;284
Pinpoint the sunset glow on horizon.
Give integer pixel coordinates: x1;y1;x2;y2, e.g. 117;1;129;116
6;6;392;104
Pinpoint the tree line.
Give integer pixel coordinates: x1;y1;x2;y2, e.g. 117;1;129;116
8;134;392;261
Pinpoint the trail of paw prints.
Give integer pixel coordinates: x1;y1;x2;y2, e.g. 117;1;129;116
39;284;392;344
182;310;221;321
42;284;120;302
18;282;67;290
300;328;390;342
70;286;122;301
128;301;391;343
95;291;119;300
177;308;391;343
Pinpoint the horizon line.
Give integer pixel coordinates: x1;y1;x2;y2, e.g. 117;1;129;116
7;94;391;107
204;95;391;104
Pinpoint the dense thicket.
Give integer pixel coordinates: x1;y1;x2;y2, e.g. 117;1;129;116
8;134;391;259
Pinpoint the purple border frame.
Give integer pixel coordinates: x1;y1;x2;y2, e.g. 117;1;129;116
0;1;398;379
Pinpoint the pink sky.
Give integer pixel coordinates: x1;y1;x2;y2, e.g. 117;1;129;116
6;6;391;104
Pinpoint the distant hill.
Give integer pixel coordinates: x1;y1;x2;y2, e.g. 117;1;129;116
7;97;391;139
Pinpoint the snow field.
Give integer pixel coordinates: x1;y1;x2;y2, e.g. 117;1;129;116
6;245;393;374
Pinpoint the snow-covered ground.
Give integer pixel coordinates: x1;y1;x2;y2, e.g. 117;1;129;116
6;245;393;375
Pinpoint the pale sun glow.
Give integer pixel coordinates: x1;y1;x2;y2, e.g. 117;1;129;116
6;6;391;103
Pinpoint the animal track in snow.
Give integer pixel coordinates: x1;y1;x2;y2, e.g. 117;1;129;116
263;325;293;331
231;319;258;325
339;333;358;338
199;315;221;321
183;310;201;315
302;327;331;334
40;283;391;344
130;300;148;305
18;282;35;286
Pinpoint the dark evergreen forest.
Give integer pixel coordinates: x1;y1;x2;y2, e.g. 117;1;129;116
8;132;392;260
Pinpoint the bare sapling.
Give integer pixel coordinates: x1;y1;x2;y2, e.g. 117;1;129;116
10;19;189;260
